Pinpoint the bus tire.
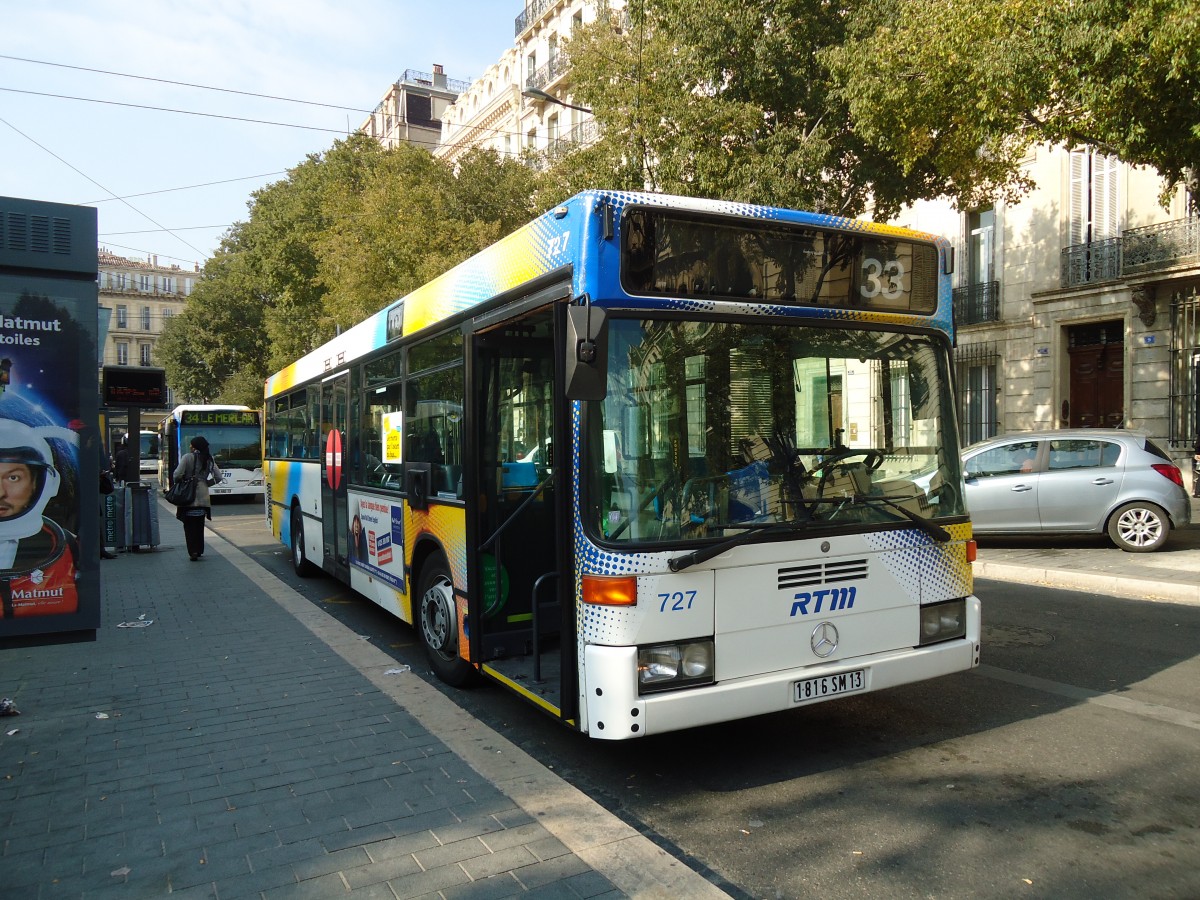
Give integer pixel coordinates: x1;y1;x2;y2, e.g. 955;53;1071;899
291;506;317;577
416;558;475;686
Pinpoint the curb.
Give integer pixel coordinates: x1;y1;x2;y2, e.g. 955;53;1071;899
973;561;1200;606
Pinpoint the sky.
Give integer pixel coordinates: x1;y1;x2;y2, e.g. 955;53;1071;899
0;0;518;272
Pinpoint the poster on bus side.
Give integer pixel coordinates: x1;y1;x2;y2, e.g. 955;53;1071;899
0;196;101;637
347;494;406;592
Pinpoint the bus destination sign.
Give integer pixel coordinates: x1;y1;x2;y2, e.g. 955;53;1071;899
180;409;259;426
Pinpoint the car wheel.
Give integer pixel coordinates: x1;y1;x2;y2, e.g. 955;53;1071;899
416;557;476;686
1106;501;1170;553
291;506;317;576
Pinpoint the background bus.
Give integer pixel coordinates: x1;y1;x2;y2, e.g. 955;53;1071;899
263;189;979;740
159;405;263;498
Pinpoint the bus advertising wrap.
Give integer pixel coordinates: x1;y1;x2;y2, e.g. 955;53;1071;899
0;196;101;637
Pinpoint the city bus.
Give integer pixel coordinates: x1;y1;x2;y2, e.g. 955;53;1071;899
159;405;264;498
263;190;980;739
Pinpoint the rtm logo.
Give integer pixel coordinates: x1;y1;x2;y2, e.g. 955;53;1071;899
790;587;856;617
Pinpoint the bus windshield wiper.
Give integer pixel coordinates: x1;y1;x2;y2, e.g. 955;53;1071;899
668;522;812;572
849;494;951;542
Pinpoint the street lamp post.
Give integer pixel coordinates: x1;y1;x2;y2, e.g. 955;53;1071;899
521;88;593;114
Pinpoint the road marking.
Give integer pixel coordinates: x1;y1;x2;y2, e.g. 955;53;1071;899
976;664;1200;732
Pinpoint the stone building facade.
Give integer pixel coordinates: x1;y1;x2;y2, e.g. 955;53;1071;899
98;248;197;409
435;0;621;166
359;66;470;153
900;144;1199;470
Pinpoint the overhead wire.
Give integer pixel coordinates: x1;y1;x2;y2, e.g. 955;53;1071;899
0;53;376;114
0;115;206;258
0;50;598;258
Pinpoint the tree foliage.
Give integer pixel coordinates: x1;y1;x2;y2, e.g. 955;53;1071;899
559;0;1198;215
824;0;1200;209
560;0;970;218
158;137;539;406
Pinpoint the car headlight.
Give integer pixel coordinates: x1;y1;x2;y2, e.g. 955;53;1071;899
919;599;966;645
637;639;714;693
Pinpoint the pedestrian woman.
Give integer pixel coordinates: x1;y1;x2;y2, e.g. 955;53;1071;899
173;435;222;561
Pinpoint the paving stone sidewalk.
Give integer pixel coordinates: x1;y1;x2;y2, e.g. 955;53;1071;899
0;514;719;899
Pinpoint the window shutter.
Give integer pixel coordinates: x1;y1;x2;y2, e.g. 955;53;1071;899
1092;154;1119;239
1069;151;1088;245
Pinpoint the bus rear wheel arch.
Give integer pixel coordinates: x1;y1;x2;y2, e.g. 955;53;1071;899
415;556;475;686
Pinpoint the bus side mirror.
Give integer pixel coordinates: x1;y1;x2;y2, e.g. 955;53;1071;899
565;305;608;401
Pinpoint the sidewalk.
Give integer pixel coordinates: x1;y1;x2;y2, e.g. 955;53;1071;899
0;506;727;899
973;495;1200;605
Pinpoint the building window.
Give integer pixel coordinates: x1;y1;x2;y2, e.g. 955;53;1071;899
139;343;152;366
113;273;127;290
116;305;128;328
162;307;174;322
116;342;129;365
141;306;151;330
1169;287;1200;448
955;343;1000;444
1069;150;1119;245
161;276;174;293
968;207;994;286
139;274;151;292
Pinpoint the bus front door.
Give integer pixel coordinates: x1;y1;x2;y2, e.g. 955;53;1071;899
320;373;350;576
470;302;574;721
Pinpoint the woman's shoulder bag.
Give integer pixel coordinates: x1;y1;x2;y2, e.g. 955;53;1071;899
164;456;198;506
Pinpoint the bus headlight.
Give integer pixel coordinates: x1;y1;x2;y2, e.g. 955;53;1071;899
637;639;714;693
919;599;966;645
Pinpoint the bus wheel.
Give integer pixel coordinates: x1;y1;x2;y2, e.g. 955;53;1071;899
417;559;475;686
291;506;316;577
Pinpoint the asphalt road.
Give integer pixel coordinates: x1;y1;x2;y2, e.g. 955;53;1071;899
208;498;1200;900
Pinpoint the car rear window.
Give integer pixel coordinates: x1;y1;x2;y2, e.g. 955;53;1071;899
1142;438;1172;461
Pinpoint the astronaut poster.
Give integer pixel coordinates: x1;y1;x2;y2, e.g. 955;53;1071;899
0;197;101;637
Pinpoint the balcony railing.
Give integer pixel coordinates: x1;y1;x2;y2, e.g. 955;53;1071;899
1122;216;1200;276
525;52;569;92
548;119;599;155
1060;237;1122;288
515;0;553;36
953;281;1001;325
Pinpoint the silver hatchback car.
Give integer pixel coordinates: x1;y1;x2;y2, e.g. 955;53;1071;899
961;429;1192;552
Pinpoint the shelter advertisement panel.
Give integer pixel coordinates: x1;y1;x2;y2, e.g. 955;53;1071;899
0;196;101;637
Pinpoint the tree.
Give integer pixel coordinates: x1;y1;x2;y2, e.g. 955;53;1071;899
825;0;1200;210
315;146;540;328
558;0;953;219
160;137;544;404
155;245;270;406
556;0;1197;216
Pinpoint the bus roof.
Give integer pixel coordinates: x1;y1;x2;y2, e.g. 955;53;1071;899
264;190;951;399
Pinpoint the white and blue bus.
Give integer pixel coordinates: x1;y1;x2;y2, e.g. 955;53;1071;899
159;405;263;498
263;190;980;739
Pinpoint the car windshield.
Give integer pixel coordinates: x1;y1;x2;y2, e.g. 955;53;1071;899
585;318;966;545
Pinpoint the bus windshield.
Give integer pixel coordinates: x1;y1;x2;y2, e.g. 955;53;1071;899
587;318;965;544
180;425;262;471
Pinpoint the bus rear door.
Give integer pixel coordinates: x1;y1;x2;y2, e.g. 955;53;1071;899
320;373;350;576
